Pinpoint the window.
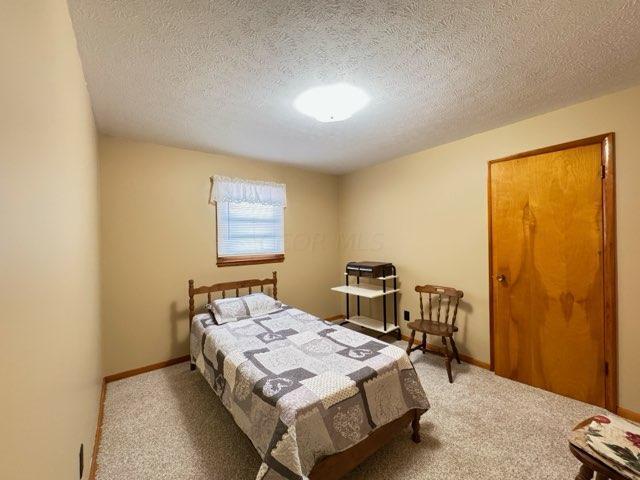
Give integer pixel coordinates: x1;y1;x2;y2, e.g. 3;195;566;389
211;176;286;266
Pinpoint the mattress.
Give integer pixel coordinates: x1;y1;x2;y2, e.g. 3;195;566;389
190;305;430;480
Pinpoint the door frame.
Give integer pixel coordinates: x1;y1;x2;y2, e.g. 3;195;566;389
487;133;617;412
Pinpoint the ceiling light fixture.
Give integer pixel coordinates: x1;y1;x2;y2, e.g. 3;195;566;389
294;83;370;123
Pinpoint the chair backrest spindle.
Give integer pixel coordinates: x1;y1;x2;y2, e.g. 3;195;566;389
444;294;451;324
451;298;460;328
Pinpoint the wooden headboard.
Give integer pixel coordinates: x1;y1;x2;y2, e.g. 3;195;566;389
188;271;278;323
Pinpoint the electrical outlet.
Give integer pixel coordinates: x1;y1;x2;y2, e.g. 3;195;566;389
403;310;410;321
79;443;84;479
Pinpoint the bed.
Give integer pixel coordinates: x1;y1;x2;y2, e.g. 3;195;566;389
188;272;430;480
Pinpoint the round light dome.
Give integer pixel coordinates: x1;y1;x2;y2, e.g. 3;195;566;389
294;83;370;123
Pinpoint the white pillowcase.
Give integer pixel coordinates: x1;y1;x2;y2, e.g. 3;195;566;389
207;293;282;324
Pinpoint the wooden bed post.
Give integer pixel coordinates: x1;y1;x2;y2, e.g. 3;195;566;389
188;279;196;371
411;409;421;443
272;271;278;300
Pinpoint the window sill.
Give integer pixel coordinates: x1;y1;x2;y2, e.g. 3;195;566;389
216;254;285;267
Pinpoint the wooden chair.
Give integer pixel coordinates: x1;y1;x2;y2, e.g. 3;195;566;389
406;284;464;383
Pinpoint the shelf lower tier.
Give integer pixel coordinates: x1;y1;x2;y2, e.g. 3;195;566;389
343;315;400;334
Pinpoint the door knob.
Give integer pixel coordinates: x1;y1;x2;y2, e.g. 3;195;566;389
496;274;506;283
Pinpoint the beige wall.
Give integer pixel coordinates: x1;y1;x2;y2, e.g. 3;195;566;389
0;1;102;479
99;137;341;375
338;85;640;413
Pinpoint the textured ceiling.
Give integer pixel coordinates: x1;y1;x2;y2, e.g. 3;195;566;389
69;0;640;174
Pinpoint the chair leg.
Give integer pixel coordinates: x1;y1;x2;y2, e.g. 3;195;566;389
421;332;427;353
442;337;453;383
450;336;461;364
406;330;416;355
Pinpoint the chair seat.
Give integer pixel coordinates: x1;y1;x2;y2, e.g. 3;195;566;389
407;320;458;336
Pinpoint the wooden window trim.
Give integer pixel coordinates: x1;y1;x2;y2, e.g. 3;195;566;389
216;253;285;267
486;132;617;413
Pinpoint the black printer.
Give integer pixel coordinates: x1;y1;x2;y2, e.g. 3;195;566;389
346;261;394;278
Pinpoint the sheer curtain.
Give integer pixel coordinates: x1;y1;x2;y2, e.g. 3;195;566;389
211;176;286;257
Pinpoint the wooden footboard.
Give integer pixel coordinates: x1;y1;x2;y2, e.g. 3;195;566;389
309;409;424;480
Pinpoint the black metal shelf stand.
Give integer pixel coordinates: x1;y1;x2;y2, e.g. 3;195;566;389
342;264;399;339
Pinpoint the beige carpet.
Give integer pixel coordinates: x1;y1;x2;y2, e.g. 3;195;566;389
96;343;606;479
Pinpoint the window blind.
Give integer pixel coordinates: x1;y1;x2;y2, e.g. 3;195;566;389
217;201;284;257
212;176;286;258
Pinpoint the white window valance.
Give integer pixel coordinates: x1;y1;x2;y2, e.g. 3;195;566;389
211;175;287;207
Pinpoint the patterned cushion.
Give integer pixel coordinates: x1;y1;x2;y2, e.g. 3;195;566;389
208;293;282;324
586;416;640;476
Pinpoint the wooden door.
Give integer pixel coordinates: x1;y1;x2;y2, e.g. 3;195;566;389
489;135;617;409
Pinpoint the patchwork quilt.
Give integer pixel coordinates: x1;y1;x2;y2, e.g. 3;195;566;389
191;305;430;480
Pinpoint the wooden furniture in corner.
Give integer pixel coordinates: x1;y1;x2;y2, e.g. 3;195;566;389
406;284;464;383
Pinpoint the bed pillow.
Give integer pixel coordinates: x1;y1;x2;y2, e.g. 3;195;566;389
207;293;281;324
243;292;282;317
